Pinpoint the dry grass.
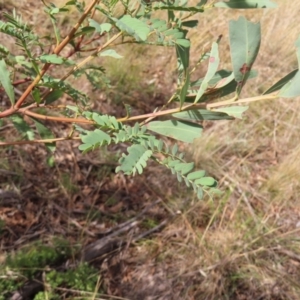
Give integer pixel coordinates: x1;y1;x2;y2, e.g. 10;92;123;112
164;1;300;299
1;0;300;299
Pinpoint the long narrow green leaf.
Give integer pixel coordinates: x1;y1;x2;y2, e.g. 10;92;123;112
173;109;233;121
0;59;15;104
263;69;298;95
154;4;205;12
147;120;203;143
185;80;237;103
179;72;190;108
229;17;261;95
213;106;248;119
214;0;277;8
194;42;220;103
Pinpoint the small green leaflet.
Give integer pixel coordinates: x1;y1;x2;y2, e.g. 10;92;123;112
0;59;15;105
115;15;150;41
229;17;261;95
10;115;34;140
39;54;65;64
194;42;220;103
176;39;190;48
213;106;248;119
187;170;206;180
182;20;198;28
173;109;234;121
88;19;112;34
214;0;277;8
79;129;111;151
194;177;216;187
99;49;123;59
147;120;203;143
116;144;153;176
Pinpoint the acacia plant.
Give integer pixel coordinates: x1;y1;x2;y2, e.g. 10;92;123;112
0;0;299;199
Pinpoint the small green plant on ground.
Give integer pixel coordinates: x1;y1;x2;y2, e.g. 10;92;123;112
0;0;299;200
0;238;101;299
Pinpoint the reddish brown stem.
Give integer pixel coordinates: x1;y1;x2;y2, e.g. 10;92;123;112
0;0;99;118
20;109;95;124
0;77;31;93
0;136;81;146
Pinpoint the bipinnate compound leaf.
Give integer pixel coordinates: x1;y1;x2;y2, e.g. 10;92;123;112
279;38;300;98
147;19;190;47
195;42;220;103
40;76;88;104
10;115;34;140
214;0;277;8
213;106;248;119
115;15;150;41
173;109;234;121
147;120;203;143
79;129;111;151
116;144;153;176
91;113;120;129
0;59;14;105
229;17;261;95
